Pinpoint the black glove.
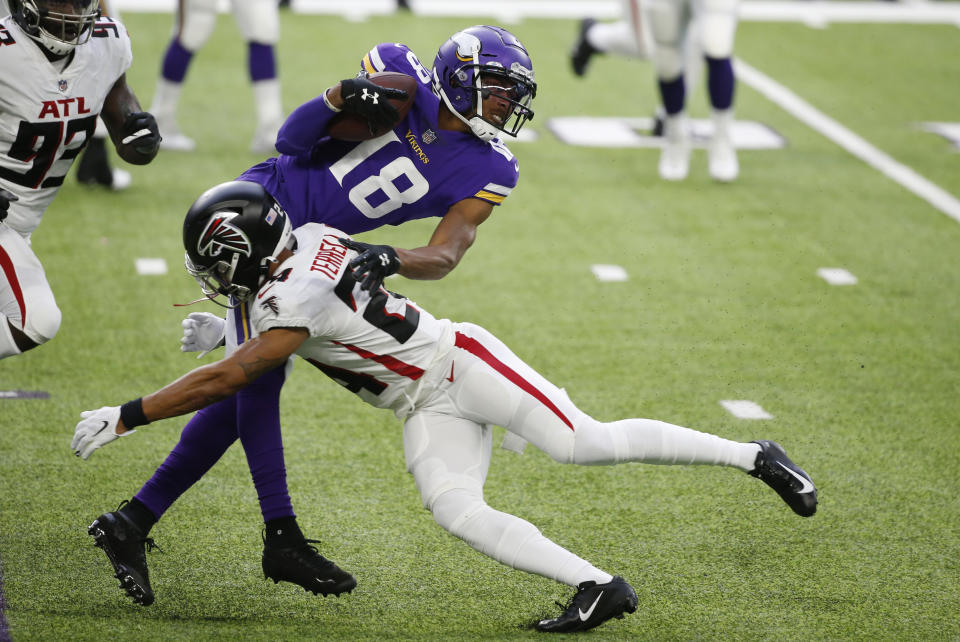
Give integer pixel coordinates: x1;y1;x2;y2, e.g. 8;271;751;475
339;72;408;134
339;237;401;292
0;188;17;223
117;111;161;163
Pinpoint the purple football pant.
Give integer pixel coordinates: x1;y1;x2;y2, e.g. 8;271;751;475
134;364;294;522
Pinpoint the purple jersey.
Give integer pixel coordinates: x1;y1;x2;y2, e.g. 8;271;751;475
238;43;519;234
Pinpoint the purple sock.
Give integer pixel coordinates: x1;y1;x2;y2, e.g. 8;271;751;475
705;56;735;110
236;364;294;522
161;38;194;83
134;398;239;519
658;75;686;115
248;42;276;83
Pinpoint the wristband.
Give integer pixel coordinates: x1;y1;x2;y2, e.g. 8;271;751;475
120;398;149;429
322;89;343;113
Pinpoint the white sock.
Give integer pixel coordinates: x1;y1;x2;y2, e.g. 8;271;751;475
150;78;184;122
252;79;283;130
575;417;762;471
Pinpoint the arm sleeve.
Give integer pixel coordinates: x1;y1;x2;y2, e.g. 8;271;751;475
275;92;340;155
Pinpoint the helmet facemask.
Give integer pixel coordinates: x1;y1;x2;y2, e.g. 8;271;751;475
14;0;101;57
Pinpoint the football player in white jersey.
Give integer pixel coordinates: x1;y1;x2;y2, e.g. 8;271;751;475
149;0;283;153
74;183;818;631
0;0;161;360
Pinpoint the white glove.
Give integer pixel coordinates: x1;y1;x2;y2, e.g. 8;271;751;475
72;406;135;460
180;312;226;358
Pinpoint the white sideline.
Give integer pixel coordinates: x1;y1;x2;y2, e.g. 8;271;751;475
735;59;960;225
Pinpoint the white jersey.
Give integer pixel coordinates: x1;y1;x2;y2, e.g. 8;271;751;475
0;15;132;235
249;223;455;414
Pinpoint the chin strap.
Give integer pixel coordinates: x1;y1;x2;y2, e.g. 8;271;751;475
435;83;499;142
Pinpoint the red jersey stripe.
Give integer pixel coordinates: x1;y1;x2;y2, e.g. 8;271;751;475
454;331;574;431
333;341;425;380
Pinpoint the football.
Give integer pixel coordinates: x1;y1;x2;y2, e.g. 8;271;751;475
327;71;418;141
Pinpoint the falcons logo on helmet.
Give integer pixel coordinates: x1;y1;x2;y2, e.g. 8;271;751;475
197;213;252;258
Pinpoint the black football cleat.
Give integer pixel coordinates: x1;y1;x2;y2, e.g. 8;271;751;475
262;537;356;597
535;576;638;633
570;18;600;77
88;509;159;606
749;440;818;517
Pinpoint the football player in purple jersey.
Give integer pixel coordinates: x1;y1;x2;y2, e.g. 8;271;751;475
75;186;817;629
74;26;539;603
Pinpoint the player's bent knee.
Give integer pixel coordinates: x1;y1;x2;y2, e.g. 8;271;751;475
653;47;685;80
23;302;61;345
178;11;217;51
700;17;737;58
430;488;486;535
235;0;279;44
571;417;623;465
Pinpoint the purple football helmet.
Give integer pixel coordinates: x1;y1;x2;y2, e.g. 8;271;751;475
432;25;537;141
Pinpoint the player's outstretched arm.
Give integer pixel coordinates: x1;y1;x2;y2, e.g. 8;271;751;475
71;327;307;459
395;197;494;280
101;74;161;165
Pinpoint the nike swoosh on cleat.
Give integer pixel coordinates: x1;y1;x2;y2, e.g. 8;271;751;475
314;578;336;585
578;591;604;621
777;462;815;493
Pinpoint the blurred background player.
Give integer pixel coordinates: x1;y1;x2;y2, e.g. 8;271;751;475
74;0;130;190
0;0;160;361
150;0;283;153
647;0;740;181
570;0;652;78
571;0;740;182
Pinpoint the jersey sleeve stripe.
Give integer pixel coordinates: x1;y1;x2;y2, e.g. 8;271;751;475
482;182;514;197
362;45;386;74
474;190;507;204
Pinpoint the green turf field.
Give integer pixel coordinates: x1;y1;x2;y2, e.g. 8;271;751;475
1;9;959;641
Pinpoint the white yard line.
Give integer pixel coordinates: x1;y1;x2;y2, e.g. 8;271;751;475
735;59;960;225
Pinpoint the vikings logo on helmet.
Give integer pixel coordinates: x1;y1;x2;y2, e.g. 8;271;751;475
196;212;252;259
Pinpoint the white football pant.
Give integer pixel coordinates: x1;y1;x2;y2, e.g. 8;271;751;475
404;322;760;587
0;225;61;358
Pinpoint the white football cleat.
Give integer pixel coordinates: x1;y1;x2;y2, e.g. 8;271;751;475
658;113;691;181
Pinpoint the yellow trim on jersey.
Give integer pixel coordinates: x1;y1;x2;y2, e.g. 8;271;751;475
239;300;252;343
361;54;377;74
475;190;507;204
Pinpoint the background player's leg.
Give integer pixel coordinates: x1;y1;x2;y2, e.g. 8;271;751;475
150;0;218;151
233;0;283;153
